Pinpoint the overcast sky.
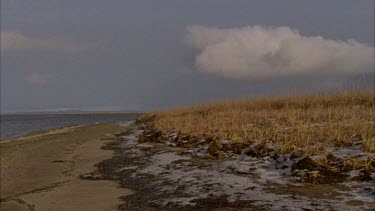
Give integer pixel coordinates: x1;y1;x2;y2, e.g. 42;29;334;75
1;0;374;113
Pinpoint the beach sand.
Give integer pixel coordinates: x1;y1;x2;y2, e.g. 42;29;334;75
0;123;133;211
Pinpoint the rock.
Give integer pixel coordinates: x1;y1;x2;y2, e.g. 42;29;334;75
223;142;248;155
269;151;280;160
292;157;347;184
217;151;228;159
192;148;202;157
244;147;259;157
176;135;196;148
277;155;287;163
207;140;224;158
175;134;195;148
298;170;347;184
195;139;206;147
180;134;190;141
289;150;304;160
189;137;199;144
242;143;268;157
176;140;191;148
322;153;341;164
159;133;169;142
205;153;216;159
292;157;321;171
138;129;163;143
169;134;179;142
299;171;324;184
206;151;227;159
138;124;145;130
220;139;231;145
204;137;215;145
167;142;177;147
208;140;224;151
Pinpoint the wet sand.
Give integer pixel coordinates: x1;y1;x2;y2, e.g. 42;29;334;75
0;123;133;211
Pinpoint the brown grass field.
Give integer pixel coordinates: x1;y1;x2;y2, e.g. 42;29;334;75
143;91;374;155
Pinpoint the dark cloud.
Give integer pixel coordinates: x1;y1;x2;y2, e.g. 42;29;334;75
1;0;374;112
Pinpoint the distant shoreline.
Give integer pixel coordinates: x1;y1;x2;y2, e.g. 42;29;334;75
0;124;86;143
0;111;145;116
0;113;143;141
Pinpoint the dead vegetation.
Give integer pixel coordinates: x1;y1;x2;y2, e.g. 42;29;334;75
140;91;375;155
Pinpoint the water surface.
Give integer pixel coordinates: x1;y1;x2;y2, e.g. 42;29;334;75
0;113;141;140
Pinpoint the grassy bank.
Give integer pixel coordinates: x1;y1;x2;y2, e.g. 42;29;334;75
141;91;374;155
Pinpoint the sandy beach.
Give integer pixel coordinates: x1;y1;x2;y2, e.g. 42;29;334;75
0;123;133;211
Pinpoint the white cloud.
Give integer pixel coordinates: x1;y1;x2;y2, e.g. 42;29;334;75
25;73;53;85
1;30;89;52
186;25;374;79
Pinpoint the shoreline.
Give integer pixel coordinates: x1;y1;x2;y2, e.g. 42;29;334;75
0;112;145;116
0;124;86;143
0;122;133;211
0;113;143;141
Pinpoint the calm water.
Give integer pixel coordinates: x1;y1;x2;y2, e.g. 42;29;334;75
0;113;141;140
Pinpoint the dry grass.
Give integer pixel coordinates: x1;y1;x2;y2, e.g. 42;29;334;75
143;91;375;155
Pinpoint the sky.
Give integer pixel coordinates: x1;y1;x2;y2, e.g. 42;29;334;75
1;0;374;113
